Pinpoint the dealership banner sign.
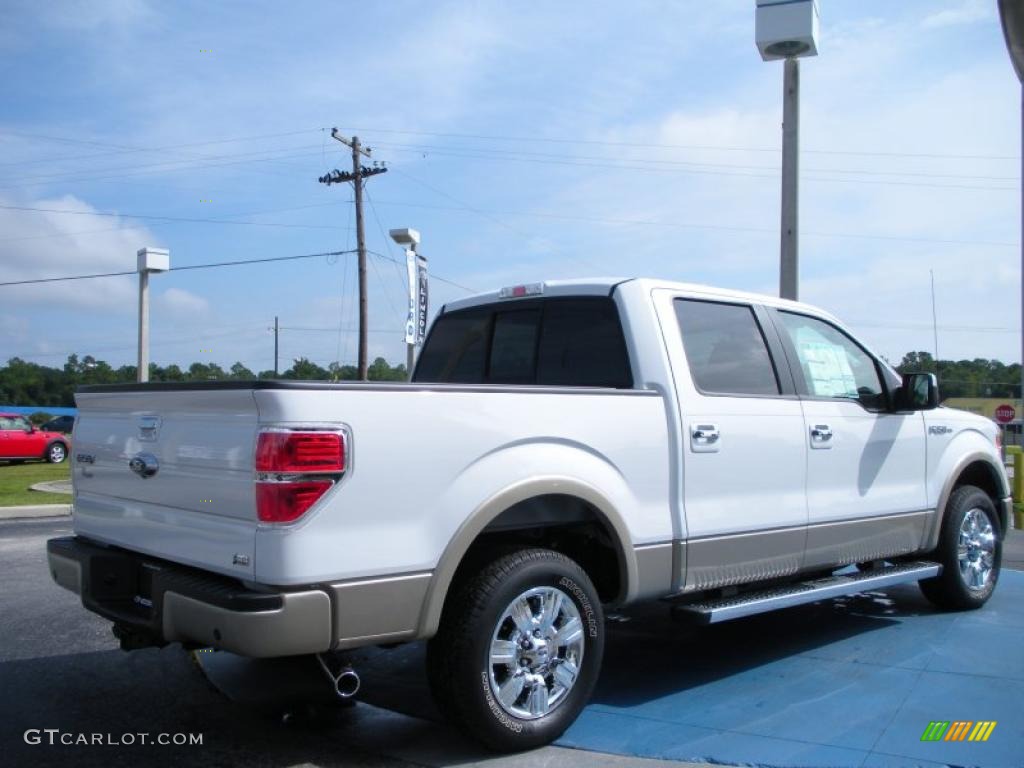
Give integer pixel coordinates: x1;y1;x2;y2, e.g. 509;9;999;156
405;251;428;345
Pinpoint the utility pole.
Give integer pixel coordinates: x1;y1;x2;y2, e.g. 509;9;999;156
319;128;387;380
780;57;800;301
929;270;939;365
273;315;279;376
999;0;1024;411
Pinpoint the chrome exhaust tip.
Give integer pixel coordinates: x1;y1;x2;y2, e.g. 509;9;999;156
316;652;360;699
335;668;360;698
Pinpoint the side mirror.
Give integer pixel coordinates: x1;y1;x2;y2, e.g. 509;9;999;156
895;372;939;411
24;425;34;433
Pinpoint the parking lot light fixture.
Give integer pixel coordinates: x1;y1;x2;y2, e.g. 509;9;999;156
136;247;169;383
756;0;820;302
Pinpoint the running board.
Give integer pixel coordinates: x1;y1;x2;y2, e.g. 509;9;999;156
671;561;942;625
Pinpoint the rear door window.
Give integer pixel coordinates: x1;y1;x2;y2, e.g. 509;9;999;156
674;299;780;396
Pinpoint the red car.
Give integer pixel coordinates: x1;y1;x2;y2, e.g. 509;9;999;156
0;413;70;463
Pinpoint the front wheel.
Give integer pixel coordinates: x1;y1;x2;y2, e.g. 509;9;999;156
46;442;67;464
919;485;1001;610
426;548;604;752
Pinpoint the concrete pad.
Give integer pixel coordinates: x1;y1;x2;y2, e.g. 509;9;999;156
29;479;72;494
0;504;70;519
199;570;1024;768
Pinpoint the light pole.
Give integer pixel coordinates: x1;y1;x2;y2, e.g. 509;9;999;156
998;0;1024;419
389;228;424;380
136;247;169;383
756;0;820;301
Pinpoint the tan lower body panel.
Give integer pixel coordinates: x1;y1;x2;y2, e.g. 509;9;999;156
685;527;805;591
682;511;933;592
803;510;931;570
327;572;432;650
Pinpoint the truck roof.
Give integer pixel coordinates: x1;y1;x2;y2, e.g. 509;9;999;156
443;276;842;325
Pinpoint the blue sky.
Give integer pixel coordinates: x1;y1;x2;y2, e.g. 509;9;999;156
0;0;1019;373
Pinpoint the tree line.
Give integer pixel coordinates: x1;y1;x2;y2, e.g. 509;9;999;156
0;354;408;407
0;350;1020;408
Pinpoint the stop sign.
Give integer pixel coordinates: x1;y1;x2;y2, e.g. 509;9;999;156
995;404;1016;424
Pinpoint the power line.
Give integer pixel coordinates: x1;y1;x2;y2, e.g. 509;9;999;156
371;140;1021;183
341;125;1020;162
364;184;413;299
367;199;1020;250
0;249;359;287
390;167;607;276
366;248;476;293
0;144;327;189
0;128;322;168
0;202;352;233
382;144;1016;193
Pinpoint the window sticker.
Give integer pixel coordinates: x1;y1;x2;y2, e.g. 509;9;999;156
796;333;857;398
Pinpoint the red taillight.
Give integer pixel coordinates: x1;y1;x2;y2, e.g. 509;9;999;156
254;428;348;524
256;481;333;523
255;431;345;473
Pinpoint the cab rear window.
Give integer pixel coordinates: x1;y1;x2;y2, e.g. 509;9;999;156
413;297;633;388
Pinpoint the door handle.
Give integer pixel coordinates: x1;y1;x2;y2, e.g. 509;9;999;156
691;425;720;446
810;424;833;443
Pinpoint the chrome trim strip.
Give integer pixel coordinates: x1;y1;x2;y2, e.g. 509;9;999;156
686;509;933;543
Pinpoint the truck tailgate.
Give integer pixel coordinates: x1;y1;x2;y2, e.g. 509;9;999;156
71;388;260;580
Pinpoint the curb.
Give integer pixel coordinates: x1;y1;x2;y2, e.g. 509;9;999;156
0;504;71;520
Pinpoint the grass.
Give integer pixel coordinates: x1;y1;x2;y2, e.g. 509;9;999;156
0;461;71;507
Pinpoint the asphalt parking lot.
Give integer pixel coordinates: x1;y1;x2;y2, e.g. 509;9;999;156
3;516;1023;768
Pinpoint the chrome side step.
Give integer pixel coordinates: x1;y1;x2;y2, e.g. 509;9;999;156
671;561;941;625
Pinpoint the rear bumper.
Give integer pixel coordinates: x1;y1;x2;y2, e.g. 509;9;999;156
47;536;333;657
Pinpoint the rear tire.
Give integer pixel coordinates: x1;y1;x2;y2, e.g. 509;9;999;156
919;485;1001;610
46;442;67;464
426;548;604;752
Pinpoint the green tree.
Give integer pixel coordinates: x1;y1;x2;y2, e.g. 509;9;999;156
284;358;328;380
229;362;255;380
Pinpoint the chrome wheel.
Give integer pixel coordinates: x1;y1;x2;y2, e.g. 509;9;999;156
488;586;585;720
48;443;66;463
958;508;995;591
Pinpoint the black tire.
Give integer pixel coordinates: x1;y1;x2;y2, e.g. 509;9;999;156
919;485;1001;610
426;548;604;752
45;441;67;464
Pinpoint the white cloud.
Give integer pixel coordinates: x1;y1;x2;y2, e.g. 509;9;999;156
0;194;162;311
922;0;994;29
32;0;158;32
157;287;209;316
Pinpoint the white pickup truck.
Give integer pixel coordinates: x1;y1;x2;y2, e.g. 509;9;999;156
48;277;1009;751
